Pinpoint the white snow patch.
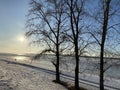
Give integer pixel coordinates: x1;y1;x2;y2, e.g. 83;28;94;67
0;59;67;90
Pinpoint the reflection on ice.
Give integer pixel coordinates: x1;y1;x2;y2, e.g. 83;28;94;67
15;56;25;60
13;56;29;61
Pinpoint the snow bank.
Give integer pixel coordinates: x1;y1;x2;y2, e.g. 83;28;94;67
0;55;120;90
0;59;67;90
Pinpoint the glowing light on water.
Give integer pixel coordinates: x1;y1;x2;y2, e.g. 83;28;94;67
13;56;28;61
16;56;24;60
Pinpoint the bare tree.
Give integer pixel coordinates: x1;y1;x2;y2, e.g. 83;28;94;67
64;0;90;89
99;1;111;89
26;0;67;82
86;0;120;89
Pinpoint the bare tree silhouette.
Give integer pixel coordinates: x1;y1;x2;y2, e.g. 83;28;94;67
26;0;68;82
86;0;120;89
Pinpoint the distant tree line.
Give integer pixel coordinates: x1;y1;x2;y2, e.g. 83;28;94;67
26;0;120;90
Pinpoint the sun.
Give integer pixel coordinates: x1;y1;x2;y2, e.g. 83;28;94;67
19;36;25;42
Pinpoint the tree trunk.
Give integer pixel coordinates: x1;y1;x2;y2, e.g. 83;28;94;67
100;44;104;90
75;42;79;89
100;0;111;90
56;44;60;82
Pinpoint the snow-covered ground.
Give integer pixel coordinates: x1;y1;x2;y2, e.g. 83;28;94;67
0;55;120;90
0;58;67;90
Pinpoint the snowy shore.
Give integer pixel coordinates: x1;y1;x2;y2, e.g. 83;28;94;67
0;56;120;90
0;58;67;90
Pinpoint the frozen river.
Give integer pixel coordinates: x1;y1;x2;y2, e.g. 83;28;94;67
0;54;120;79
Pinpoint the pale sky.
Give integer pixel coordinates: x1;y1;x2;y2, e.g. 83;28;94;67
0;0;119;55
0;0;40;54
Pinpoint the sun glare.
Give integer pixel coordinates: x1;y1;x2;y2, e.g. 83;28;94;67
19;36;25;42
